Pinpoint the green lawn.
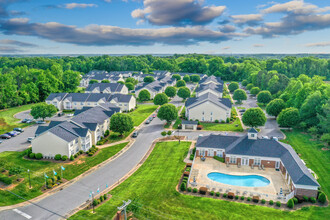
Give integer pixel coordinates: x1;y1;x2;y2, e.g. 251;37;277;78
128;104;158;126
0;142;128;206
281;130;330;197
173;118;182;129
70;141;329;220
0;104;37;134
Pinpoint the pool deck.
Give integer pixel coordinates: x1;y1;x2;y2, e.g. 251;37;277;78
189;157;290;200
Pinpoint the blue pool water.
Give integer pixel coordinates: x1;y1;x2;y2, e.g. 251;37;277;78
207;172;270;187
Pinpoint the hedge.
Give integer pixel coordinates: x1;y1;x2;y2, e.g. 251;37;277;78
61;155;68;161
0;175;12;185
276;201;281;207
55;154;62;160
35;153;43;159
318;193;326;204
29;153;35;159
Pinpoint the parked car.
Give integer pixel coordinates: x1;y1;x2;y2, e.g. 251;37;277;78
145;120;150;124
152;114;156;118
57;112;64;117
27;137;34;143
149;117;153;121
67;113;74;117
262;136;269;139
21;118;30;123
13;128;24;132
6;131;18;137
36;120;46;124
0;134;11;139
239;109;246;113
0;140;2;144
132;131;138;138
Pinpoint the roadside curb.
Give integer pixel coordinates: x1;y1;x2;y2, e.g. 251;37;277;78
0;140;135;212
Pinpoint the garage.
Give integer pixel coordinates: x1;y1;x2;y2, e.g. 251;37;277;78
182;120;198;130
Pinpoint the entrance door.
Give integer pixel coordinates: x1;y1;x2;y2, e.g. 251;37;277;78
275;161;280;169
242;157;249;166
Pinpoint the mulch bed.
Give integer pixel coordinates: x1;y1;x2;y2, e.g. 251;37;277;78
41;178;68;192
159;136;185;141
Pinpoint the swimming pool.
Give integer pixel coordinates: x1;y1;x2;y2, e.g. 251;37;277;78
207;172;270;187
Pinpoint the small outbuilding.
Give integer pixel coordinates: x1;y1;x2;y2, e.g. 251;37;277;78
182;120;198;130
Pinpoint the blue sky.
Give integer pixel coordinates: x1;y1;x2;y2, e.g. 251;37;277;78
0;0;329;54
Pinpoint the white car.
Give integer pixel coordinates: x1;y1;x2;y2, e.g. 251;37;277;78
27;137;34;143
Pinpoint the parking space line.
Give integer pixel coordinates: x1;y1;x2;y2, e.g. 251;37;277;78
13;209;32;219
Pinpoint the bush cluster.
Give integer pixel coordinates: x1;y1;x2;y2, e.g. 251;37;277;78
210;191;214;196
35;153;43;159
276;201;281;207
287;199;294;208
261;199;266;204
0;175;12;185
213;156;225;163
187;187;192;192
193;188;198;193
55;154;62;160
240;196;245;200
61;155;68;161
269;200;274;205
309;197;316;203
223;193;227;198
88;145;98;156
247;197;251;201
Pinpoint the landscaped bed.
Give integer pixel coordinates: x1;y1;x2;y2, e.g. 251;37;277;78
70;141;329;220
0;142;128;206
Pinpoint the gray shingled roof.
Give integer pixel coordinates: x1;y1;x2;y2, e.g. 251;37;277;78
64;93;90;102
86;93;111;102
200;76;223;85
248;128;258;133
45;93;68;101
185;92;232;109
108;94;133;103
196;134;319;187
195;82;223;93
182;120;198;125
86;83;124;93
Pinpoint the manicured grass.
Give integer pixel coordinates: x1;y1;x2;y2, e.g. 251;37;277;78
128;104;158;126
281;130;330;197
0;104;37;134
0;142;128;206
70;141;329;220
173;118;182;129
106;129;134;144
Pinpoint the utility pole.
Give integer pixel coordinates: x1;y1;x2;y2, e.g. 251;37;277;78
27;169;31;188
117;200;131;220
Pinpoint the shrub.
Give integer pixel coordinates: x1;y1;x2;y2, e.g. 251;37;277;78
240;196;245;200
187;187;192;192
318;193;326;204
167;131;172;136
0;175;12;185
193;188;198;193
213;156;225;163
310;197;316;203
223;193;227;198
276;201;281;207
216;192;220;197
55;154;61;160
303;196;309;202
199;187;207;195
74;154;78;158
57;175;61;181
287;199;294;208
247;197;251;201
189;154;194;160
210;191;214;196
235;195;239;200
9;166;23;175
261;199;266;204
161;131;167;136
104;130;110;136
253;197;259;203
61;155;68;161
92;199;98;206
293;197;298;204
103;194;107;200
100;196;104;202
79;150;84;154
88;152;93;156
180;182;186;191
70;155;74;161
214;120;219;123
35;153;43;159
269;200;274;205
29;153;35;159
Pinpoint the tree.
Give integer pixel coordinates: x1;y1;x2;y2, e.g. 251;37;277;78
157;104;178;123
62;70;81;92
177;87;191;100
183;74;190;83
300;91;324;127
191;74;200;83
172;74;181;81
176;80;186;87
138;89;151;101
257;90;272;104
320;133;330;145
277;107;300;128
153;93;168;105
110;113;133;136
250;87;260;95
287;199;294;209
242;108;267;127
228;82;239;92
117;81;124;84
266;99;285;118
233;89;247;103
125;77;138;85
144;76;154;83
246;83;254;90
241;80;248;86
31;103;57;121
165;86;176;98
101;79;110;83
125;82;134;91
89;79;98;84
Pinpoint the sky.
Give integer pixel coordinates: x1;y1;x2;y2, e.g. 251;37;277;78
0;0;329;54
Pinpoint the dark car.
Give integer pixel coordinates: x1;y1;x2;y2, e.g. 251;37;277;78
58;112;64;117
0;134;11;139
132;131;138;138
239;109;246;113
6;131;18;137
13;128;24;132
145;120;150;124
149;117;153;121
21;118;29;123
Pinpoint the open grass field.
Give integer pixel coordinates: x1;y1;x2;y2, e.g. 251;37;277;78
281;130;330;197
128;104;158;126
0;142;128;206
70;141;329;220
0;104;37;134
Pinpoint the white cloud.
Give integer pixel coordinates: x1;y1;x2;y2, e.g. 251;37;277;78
305;41;330;47
231;14;263;26
64;3;98;9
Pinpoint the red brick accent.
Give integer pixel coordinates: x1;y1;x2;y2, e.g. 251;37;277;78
280;162;286;174
295;188;318;198
236;158;241;165
261;160;275;168
225;157;229;163
196;150;199;157
249;159;254;166
214;151;217;156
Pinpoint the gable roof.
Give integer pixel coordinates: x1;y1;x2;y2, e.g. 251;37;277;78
64;93;90;102
86;83;125;93
196;134;319;187
195;82;223;94
200;76;223;85
248;127;258;133
185;92;232;109
45;93;68;102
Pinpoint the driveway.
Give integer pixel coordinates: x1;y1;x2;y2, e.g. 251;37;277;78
0;111;72;153
0;115;164;220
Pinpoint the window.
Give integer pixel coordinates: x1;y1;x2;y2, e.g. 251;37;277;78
202;111;204;115
211;112;213;115
254;158;261;165
74;102;77;105
81;102;83;105
251;134;255;137
230;156;237;164
75;139;78;144
202;117;204;121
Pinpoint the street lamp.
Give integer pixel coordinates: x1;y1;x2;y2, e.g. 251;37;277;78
27;169;31;189
177;129;180;144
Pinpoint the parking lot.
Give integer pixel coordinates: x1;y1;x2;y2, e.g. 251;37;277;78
0;110;72;153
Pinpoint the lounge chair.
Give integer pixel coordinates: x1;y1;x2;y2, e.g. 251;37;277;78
237;163;241;168
226;161;229;167
251;164;254;169
258;164;262;170
243;191;247;195
261;165;265;170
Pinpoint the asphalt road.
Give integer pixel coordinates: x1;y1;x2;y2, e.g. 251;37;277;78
0;115;164;220
0;111;72;153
